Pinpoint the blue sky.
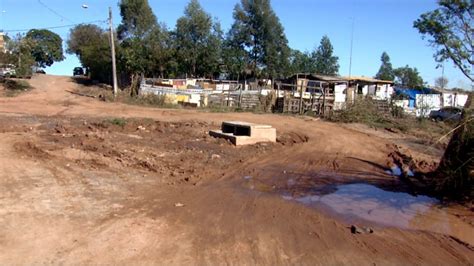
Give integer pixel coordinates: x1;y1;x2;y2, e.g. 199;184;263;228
0;0;471;89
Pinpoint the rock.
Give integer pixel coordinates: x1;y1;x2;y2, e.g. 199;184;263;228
137;125;146;131
211;154;221;159
174;203;185;207
351;225;374;234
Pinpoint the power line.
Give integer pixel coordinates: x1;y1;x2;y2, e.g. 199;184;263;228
3;20;107;33
37;0;74;24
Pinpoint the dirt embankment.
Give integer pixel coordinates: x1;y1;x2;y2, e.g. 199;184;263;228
0;75;472;265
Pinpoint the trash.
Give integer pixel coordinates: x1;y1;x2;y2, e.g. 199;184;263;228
174;203;185;207
211;154;221;159
243;176;252;180
137;125;146;131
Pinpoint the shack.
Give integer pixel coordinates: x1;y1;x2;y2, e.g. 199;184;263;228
344;76;394;102
278;73;348;114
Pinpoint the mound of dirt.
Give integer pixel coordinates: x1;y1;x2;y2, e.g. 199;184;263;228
276;132;309;146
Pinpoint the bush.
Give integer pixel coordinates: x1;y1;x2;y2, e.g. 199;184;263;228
4;79;31;91
107;118;127;128
330;99;391;127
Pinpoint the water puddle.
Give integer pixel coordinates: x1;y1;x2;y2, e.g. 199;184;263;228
282;183;474;246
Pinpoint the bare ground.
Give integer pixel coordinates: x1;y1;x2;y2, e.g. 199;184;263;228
0;75;472;265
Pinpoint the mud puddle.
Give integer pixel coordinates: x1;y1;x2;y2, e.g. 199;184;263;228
280;183;474;246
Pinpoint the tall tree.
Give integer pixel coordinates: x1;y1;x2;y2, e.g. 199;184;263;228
67;24;112;83
393;65;424;88
375;52;395;81
413;0;473;82
25;29;64;68
312;35;339;75
415;1;473;198
288;49;316;74
175;0;222;78
228;0;290;79
8;34;35;77
118;0;159;95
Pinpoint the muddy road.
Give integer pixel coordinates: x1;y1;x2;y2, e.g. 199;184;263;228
0;75;472;265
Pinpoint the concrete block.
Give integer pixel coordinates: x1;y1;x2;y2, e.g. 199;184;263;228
209;121;276;146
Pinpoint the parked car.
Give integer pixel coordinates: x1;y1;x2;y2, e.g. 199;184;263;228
429;107;462;121
73;67;84;76
35;69;46;74
0;64;16;78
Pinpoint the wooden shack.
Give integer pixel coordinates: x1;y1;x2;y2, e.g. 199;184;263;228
277;73;348;115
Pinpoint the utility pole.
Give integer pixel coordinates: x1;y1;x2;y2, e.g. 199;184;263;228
109;7;118;97
348;17;355;78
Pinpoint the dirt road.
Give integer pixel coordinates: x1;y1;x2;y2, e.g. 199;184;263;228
0;75;472;265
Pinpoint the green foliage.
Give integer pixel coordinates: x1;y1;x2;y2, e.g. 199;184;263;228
288;49;317;74
375;52;394;81
67;24;112;83
227;0;290;79
394;65;424;88
107;117;128;127
7;34;35;78
25;29;64;67
312;35;339;75
175;0;222;78
413;0;473;82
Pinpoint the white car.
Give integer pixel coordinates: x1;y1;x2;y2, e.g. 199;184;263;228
0;64;16;77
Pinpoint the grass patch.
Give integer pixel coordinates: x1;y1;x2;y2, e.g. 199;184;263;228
0;79;32;97
106;118;127;128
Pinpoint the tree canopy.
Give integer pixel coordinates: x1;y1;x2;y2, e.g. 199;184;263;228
375;52;395;81
25;29;64;68
67;24;112;82
413;0;473;82
393;65;424;88
227;0;290;79
175;0;222;78
313;35;339;75
288;49;316;74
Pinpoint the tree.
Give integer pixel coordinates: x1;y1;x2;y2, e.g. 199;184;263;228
414;0;473;82
393;65;424;88
414;0;473;198
67;24;112;83
25;29;64;67
375;52;395;81
288;49;316;74
228;0;290;79
118;0;159;96
6;34;36;77
175;0;222;78
312;35;339;75
435;76;449;89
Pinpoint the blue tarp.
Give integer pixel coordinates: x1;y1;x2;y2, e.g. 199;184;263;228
394;87;438;99
394;88;439;108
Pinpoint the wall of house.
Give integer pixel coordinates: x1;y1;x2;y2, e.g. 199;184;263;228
442;93;469;108
374;84;393;101
415;94;441;117
333;84;347;110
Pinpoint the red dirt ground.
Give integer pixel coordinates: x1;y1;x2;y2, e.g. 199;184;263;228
0;75;472;265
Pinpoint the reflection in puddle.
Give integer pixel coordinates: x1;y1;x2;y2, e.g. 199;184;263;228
283;183;474;246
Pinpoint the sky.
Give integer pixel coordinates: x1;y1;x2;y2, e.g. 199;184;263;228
0;0;472;89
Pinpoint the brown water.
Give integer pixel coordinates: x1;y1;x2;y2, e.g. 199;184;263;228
282;183;474;246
